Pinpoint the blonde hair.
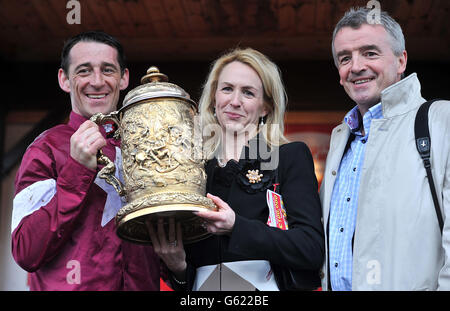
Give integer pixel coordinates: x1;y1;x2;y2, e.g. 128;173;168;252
199;47;289;159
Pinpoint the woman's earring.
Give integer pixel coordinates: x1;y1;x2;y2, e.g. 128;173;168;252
259;116;265;126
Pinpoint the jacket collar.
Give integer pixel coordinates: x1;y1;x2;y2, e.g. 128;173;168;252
67;111;116;143
68;111;88;131
380;73;425;118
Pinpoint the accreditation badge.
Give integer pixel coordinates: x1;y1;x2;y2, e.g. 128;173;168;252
266;189;288;230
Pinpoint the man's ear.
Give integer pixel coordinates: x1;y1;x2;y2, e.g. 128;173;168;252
119;68;130;91
397;50;407;77
58;68;71;93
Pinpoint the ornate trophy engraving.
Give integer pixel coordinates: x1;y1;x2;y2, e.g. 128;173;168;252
91;67;216;244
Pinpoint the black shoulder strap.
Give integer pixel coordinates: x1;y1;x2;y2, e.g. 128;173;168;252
414;99;444;234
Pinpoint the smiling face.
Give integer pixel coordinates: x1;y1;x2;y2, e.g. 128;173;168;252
333;24;407;113
58;41;129;118
214;61;267;137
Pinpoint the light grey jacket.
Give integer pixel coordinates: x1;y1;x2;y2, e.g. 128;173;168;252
320;73;450;290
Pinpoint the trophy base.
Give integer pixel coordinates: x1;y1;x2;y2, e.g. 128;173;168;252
116;203;216;245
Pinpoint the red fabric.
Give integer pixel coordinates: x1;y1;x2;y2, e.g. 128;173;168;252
11;112;160;290
160;278;173;291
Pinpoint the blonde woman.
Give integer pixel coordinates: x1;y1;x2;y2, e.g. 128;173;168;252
149;48;324;291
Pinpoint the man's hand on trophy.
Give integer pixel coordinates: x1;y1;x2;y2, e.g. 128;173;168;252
70;120;107;170
145;218;187;277
194;193;236;235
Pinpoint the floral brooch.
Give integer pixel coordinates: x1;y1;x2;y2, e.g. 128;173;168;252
236;159;275;194
246;169;263;184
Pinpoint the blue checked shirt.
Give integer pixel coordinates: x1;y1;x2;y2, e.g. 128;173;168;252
328;103;383;291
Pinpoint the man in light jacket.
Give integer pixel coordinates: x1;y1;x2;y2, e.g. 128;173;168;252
320;7;450;290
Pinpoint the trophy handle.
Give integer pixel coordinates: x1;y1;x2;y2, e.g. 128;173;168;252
90;112;126;196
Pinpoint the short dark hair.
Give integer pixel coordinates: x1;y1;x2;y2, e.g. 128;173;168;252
60;31;126;75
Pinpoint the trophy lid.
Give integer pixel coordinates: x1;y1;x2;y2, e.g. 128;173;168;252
122;66;196;109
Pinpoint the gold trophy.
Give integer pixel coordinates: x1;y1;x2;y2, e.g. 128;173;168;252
91;66;216;244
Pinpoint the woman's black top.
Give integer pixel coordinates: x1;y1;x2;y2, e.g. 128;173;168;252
177;141;324;290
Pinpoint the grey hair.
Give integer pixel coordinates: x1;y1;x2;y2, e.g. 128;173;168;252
331;7;405;67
